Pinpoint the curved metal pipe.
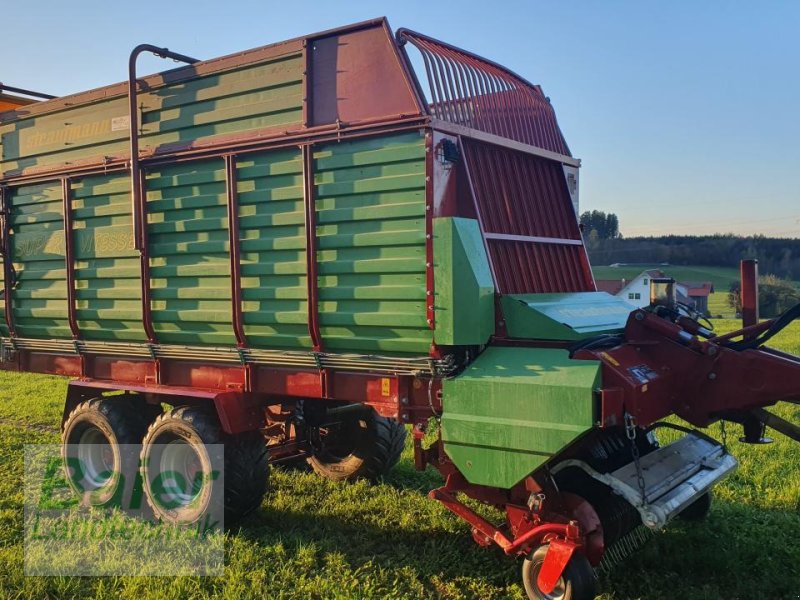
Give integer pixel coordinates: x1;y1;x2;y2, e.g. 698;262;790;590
128;44;199;250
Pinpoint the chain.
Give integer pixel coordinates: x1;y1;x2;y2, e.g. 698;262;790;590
624;412;647;504
719;419;728;453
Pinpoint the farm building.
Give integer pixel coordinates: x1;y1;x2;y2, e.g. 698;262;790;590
596;269;714;313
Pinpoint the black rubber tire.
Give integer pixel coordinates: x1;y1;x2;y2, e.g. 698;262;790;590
677;491;712;521
308;410;406;482
140;406;269;525
61;397;155;508
522;545;597;600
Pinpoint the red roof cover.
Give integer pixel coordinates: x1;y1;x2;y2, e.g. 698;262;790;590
596;280;626;295
682;282;715;297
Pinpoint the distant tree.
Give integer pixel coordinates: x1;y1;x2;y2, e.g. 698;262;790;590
727;275;800;318
580;210;621;240
585;229;601;252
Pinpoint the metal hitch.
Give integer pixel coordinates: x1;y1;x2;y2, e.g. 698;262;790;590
553;432;738;529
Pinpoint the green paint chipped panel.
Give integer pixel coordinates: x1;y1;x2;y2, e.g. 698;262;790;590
313;132;430;354
73;173;145;341
237;148;311;349
146;159;235;346
442;346;600;488
9;183;70;338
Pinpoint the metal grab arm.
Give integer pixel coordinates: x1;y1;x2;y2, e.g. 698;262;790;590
128;44;199;250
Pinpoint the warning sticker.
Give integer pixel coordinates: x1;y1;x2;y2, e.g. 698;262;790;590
628;365;658;385
111;115;131;131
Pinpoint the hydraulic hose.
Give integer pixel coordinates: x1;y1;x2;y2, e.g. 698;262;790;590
568;334;624;358
725;302;800;351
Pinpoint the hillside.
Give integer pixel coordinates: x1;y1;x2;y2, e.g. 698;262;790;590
591;264;742;290
586;235;800;282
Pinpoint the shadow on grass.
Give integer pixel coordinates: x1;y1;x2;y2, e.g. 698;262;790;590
235;470;800;600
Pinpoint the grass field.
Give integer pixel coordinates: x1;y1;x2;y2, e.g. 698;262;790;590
591;265;743;290
1;321;799;599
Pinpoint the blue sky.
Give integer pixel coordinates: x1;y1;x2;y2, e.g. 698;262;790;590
4;1;798;237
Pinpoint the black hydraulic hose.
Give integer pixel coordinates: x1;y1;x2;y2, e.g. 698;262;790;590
725;302;800;351
568;334;624;358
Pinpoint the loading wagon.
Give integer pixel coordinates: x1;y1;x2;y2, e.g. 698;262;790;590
2;18;800;599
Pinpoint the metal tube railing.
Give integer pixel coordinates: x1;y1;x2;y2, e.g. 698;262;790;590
127;44;199;250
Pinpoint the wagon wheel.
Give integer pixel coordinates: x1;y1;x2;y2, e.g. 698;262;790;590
62;396;158;508
306;409;406;482
140;406;269;525
521;544;597;600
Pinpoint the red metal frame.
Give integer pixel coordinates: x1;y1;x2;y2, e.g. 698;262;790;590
740;258;759;330
61;178;80;340
396;28;571;157
424;131;436;338
0;185;15;337
431;486;582;556
301;40;312;128
577;308;800;428
225;155;248;349
302;145;323;354
136;168;158;348
460;138;593;296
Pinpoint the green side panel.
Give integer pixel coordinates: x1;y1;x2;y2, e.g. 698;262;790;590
237;148;311;349
441;347;600;488
0;97;129;175
1;53;303;174
432;217;494;346
501;292;633;341
314;131;431;354
139;54;303;152
146;159;236;346
72;174;145;341
9;182;70;338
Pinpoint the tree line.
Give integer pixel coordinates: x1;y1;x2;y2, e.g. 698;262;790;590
585;236;800;282
728;275;800;318
579;211;800;281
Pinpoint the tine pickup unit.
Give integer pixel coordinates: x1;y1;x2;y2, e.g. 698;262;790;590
553;434;738;529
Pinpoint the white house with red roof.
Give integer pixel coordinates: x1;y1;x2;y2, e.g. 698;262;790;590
596;269;715;313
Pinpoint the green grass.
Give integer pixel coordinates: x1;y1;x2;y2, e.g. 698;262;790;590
1;323;799;599
591;265;743;290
